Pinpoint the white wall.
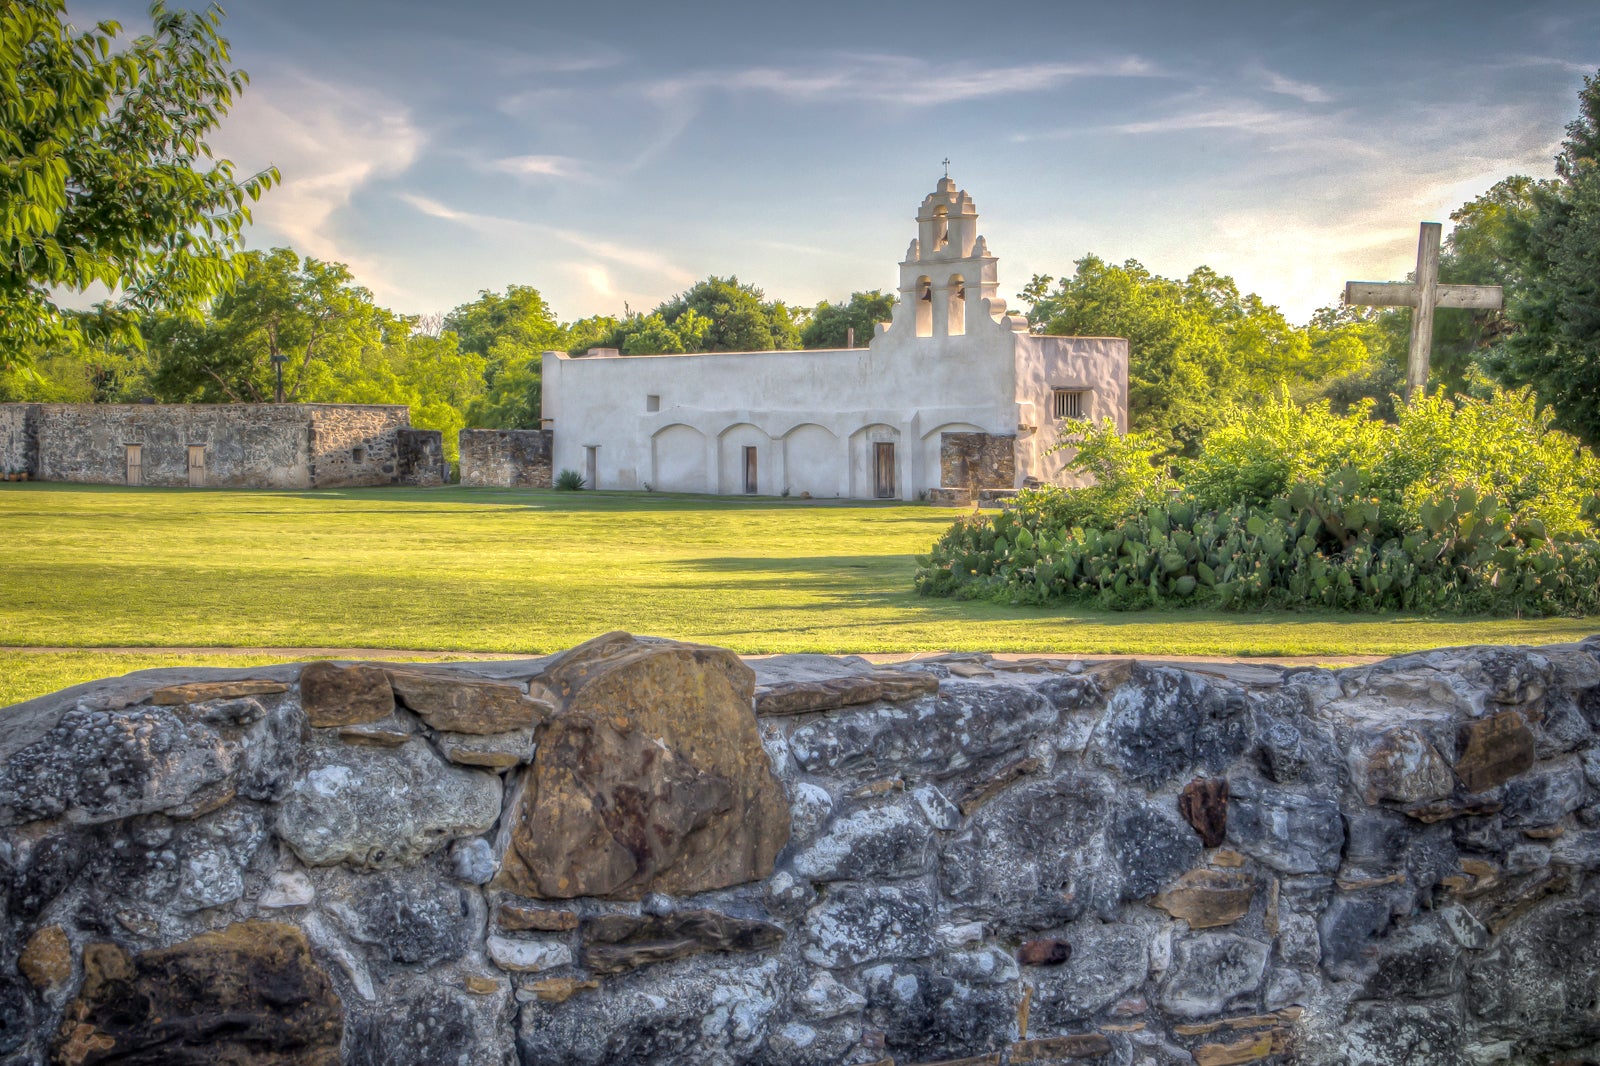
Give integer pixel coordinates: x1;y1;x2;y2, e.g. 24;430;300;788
1013;335;1131;488
543;302;1027;500
541;291;1129;499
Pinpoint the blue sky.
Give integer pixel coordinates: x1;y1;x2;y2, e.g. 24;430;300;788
76;0;1600;325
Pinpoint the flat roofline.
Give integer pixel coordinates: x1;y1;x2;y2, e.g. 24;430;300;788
546;332;1125;361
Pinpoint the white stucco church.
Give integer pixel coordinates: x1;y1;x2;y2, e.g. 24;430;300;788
540;177;1129;502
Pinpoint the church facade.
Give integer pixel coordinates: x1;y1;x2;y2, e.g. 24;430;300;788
540;178;1128;502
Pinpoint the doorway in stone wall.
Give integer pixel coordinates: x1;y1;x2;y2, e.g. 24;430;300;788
584;445;598;490
874;442;895;499
187;445;207;488
743;446;758;494
124;444;142;486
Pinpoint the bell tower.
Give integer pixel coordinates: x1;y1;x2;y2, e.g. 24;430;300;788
889;174;1014;340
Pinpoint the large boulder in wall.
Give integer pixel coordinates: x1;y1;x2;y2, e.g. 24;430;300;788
492;632;791;899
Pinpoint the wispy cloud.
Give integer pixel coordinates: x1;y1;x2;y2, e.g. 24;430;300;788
214;72;424;299
644;53;1161;109
398;194;694;287
487;154;588;180
1256;67;1334;104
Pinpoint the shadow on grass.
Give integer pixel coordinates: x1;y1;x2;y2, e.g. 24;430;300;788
673;554;1542;631
3;481;943;518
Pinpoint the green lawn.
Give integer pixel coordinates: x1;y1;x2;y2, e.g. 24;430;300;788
2;482;1594;707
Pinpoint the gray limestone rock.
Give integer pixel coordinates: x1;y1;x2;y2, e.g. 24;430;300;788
786;782;834;844
790;794;932;882
1326;999;1466;1066
1319;885;1412;976
1028;921;1152;1026
451;837;497;884
1534;696;1593;757
1500;756;1588;826
0;705;238;826
347;977;515;1066
1362;912;1465;999
1157;931;1270;1017
1092;665;1253;788
939;771;1118;930
276;737;502;869
785;681;1056;780
1226;777;1344;875
795;972;866;1020
331;871;475;968
803;882;935;968
237;697;307;801
516;956;784;1066
173;806;266;912
859;958;1019;1062
1467;880;1600;1055
1108;795;1203;901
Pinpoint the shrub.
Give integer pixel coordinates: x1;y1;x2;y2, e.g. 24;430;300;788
916;389;1600;617
555;469;586;491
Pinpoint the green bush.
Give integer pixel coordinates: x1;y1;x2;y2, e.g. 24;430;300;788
555;469;586;491
916;389;1600;617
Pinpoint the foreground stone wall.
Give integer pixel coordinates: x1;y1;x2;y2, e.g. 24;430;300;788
2;634;1598;1065
458;429;554;488
0;403;416;489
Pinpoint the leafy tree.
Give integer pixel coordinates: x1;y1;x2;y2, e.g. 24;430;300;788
613;276;800;354
445;285;565;429
1487;72;1600;444
148;249;386;403
801;290;894;349
1411;176;1548;395
1022;258;1361;451
0;0;278;369
564;314;621;355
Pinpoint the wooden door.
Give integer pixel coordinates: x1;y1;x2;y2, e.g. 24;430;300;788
125;445;142;486
874;442;895;499
187;445;207;488
743;446;758;495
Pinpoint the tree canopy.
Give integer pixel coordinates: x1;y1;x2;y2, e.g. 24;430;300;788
0;0;278;369
801;290;894;349
443;285;564;430
1021;258;1372;451
1484;73;1600;444
608;276;802;355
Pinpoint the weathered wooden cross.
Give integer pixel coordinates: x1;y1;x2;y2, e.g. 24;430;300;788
1344;222;1503;401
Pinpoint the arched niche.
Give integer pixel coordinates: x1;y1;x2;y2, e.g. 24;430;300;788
780;422;843;498
650;423;708;493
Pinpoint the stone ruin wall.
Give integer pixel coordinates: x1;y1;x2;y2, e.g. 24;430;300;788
458;429;555;488
928;432;1018;508
0;403;421;489
2;633;1599;1065
394;429;449;487
0;406;38;477
304;406;413;488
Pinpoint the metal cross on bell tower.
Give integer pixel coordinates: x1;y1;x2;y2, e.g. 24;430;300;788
942;157;950;178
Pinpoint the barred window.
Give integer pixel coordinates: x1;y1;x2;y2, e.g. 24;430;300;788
1052;389;1087;419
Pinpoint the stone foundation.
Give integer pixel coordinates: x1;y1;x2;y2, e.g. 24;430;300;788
396;429;448;487
0;403;416;489
3;635;1599;1064
458;429;554;488
939;432;1015;493
926;487;1020;507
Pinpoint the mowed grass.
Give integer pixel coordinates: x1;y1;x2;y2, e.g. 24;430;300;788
2;482;1595;706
